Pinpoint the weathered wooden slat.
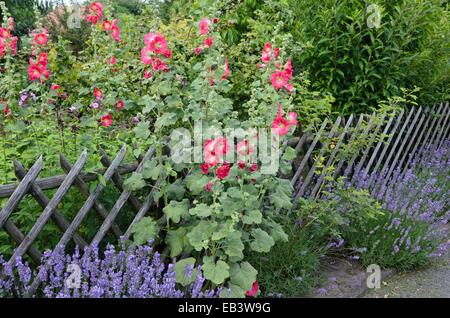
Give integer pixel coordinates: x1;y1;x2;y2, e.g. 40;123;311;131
427;103;447;148
332;115;365;178
432;102;450;149
438;104;450;149
0;163;138;199
6;150;88;263
309;114;354;198
60;155;123;238
402;108;433;174
417;104;444;155
57;145;128;247
0;157;43;228
14;161;87;249
295;117;342;199
100;149;143;213
365;115;395;174
396;107;428;172
92;146;155;244
372;107;416;195
343;113;376;178
353;114;386;177
3;220;42;265
291;120;329;187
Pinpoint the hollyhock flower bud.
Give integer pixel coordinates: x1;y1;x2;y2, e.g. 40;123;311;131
108;55;117;65
94;87;102;99
115;100;125;111
246;281;259;297
213;18;219;24
201;163;209;174
194;47;203;55
144;70;152;79
205;181;213;192
238;161;246;170
221;58;230;80
51;83;60;91
249;163;258;173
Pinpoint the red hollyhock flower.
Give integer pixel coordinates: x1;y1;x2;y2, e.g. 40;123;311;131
102;20;112;31
201;163;209;174
287;112;298;126
141;46;152;65
28;64;43;81
9;36;17;55
88;1;103;20
108;55;117;65
237;160;246;170
216;163;231;180
0;28;10;39
34;32;48;46
271;112;291;136
115;100;125;111
151;57;169;72
204;37;213;48
270;71;289;90
85;15;99;25
94;87;102;99
163;49;172;59
213;18;219;24
144;70;152;79
147;33;167;55
37;52;48;65
111;21;121;42
284;59;293;79
246;281;259;297
101;113;113;127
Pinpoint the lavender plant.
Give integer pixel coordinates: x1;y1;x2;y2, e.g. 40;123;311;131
0;242;220;298
344;140;450;269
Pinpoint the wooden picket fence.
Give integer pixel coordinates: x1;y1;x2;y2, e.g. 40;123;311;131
0;102;448;295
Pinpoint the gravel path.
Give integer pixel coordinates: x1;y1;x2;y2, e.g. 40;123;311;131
363;258;450;298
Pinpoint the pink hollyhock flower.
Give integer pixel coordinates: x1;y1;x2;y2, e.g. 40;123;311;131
201;163;210;174
111;21;121;42
284;83;294;93
88;1;103;19
147;33;167;54
141;47;152;65
42;69;51;80
0;28;10;39
237;160;246;170
9;36;17;55
163;49;172;59
221;58;230;80
28;64;43;81
205;137;229;156
101;113;113;127
204;151;220;166
271;114;291;136
102;20;112;31
115;100;125;111
85;14;99;25
8;17;14;31
37;52;48;65
287;112;298;126
273;47;280;59
143;32;155;46
194;47;203;55
205;181;213;192
144;70;152;79
199;18;211;35
51;83;60;90
284;59;293;79
270;71;289;90
236;140;254;156
34;32;48;46
216;163;231;180
151;57;169;72
246;281;259;297
204;37;213;48
108;55;117;65
249;163;258;173
94;87;102;99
